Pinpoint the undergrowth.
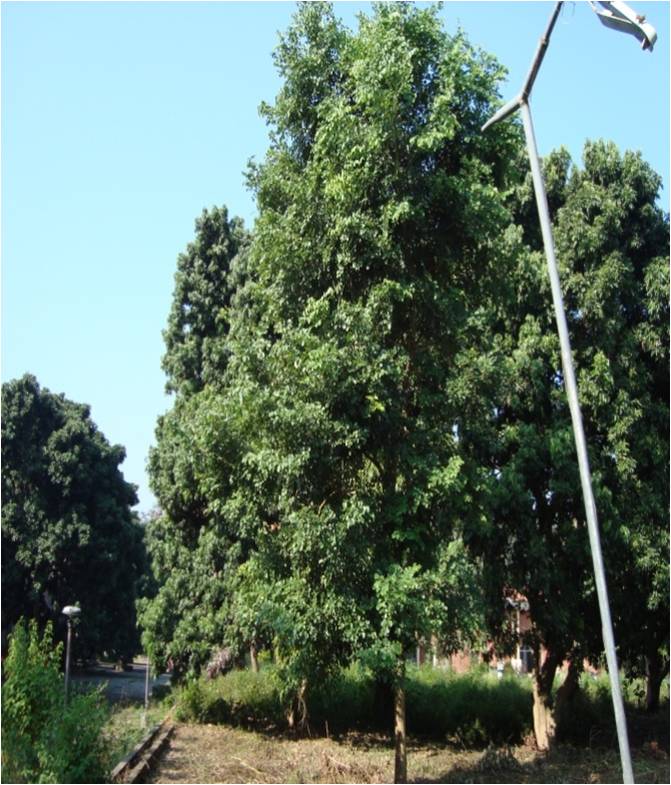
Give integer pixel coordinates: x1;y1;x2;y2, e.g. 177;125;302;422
1;619;109;784
173;663;535;746
173;663;669;751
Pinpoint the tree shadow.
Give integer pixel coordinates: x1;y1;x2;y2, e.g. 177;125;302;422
412;742;670;784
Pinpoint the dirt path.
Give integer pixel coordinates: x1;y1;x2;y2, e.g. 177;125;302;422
147;724;391;784
147;724;670;784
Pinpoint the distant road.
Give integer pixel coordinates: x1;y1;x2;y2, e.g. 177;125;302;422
73;660;171;703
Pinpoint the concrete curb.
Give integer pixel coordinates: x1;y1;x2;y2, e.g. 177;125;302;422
110;717;174;783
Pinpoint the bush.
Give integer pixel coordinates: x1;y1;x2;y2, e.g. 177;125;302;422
556;671;671;747
405;666;532;746
1;619;109;784
174;668;283;727
173;662;534;746
308;664;378;733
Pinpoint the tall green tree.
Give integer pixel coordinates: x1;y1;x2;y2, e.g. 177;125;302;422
139;206;250;675
191;4;517;779
1;374;145;661
465;140;669;745
143;8;517;783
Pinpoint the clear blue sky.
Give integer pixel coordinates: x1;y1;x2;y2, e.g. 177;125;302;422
2;1;668;513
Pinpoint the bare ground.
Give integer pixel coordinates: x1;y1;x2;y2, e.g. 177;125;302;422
147;724;670;784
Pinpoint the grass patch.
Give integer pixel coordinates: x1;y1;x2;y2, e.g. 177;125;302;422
103;698;172;772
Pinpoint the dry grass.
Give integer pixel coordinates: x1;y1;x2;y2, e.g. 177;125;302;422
146;724;670;784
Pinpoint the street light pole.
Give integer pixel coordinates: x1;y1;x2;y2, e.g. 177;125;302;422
62;605;81;705
482;2;657;783
143;655;150;729
519;99;633;780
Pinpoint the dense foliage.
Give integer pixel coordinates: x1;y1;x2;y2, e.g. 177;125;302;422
462;139;669;740
1;374;145;661
139;0;668;767
141;2;519;691
1;619;109;784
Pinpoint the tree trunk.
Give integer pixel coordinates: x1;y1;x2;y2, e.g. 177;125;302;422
250;641;259;673
532;648;559;750
373;678;395;737
394;666;407;784
645;651;668;713
287;679;308;733
557;657;581;703
554;656;582;735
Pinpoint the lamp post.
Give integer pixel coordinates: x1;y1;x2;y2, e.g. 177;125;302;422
143;655;150;729
62;605;81;704
481;3;657;784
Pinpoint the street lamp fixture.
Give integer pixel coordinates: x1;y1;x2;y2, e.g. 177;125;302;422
589;1;657;50
62;605;81;704
481;2;658;783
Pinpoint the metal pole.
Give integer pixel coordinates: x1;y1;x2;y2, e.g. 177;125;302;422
144;656;150;710
64;619;73;704
143;655;150;729
520;1;563;100
520;99;634;784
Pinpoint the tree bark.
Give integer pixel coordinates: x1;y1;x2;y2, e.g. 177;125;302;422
554;656;582;734
287;679;308;733
556;657;581;703
532;648;559;750
250;641;259;673
645;651;669;713
394;667;407;784
431;634;439;667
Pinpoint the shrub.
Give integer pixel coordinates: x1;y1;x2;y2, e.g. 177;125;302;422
173;679;209;723
405;666;532;746
174;668;283;727
1;619;109;783
308;664;378;733
555;671;671;747
173;663;534;746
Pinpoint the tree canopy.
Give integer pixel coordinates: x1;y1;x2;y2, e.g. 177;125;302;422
142;1;518;691
462;138;669;742
162;205;249;396
2;374;145;661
